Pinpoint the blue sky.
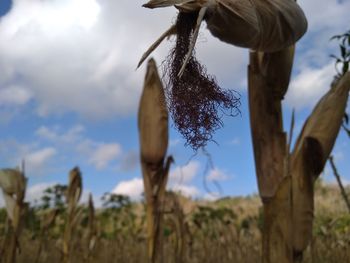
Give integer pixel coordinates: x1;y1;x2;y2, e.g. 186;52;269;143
0;0;349;206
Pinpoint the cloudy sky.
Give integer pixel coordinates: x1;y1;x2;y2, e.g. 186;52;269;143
0;0;349;206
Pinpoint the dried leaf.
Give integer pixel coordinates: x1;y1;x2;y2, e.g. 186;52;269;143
138;58;168;164
291;72;350;252
3;192;16;221
143;0;193;8
0;169;23;195
42;209;59;230
67;167;82;210
143;0;307;52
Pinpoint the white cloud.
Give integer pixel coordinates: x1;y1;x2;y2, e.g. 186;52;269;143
36;125;85;143
285;63;334;110
26;147;57;174
332;150;345;163
36;126;58;141
203;192;221;201
112;177;144;200
0;0;249;121
169;161;200;185
0;0;347;120
169;139;181;148
26;182;56;204
299;0;350;32
0;85;32;106
206;168;228;182
171;184;200;197
119;151;139;172
283;0;350;111
229;137;240;146
89;143;122;170
35;124;125;170
341;177;350;186
112;161;202;199
168;161;201;198
0;0;176;119
0;0;348;118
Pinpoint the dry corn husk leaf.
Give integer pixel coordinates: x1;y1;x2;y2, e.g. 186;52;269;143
88;193;95;231
143;0;195;8
71;207;84;226
248;51;288;198
0;169;24;195
63;167;83;263
87;194;97;253
140;0;307;69
3;192;16;221
139;58;174;263
67;167;82;212
0;167;27;263
258;46;295;99
138;58;169;165
291;72;350;252
0;169;26;222
204;0;307;52
42;209;59;230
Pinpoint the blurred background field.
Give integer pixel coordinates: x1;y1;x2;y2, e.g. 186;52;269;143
1;179;348;263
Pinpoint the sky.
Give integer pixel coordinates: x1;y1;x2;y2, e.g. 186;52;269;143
0;0;349;207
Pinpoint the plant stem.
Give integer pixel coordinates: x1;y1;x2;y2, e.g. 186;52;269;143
329;156;350;213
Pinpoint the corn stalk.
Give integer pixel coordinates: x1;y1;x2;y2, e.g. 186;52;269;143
0;167;27;263
291;72;350;260
138;58;173;263
164;192;190;263
35;208;59;263
248;44;350;263
328;156;350;213
62;167;83;263
248;48;294;263
85;193;97;262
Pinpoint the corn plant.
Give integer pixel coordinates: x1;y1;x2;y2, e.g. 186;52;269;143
85;194;97;262
0;167;27;263
62;167;83;263
163;192;191;263
138;58;173;263
248;38;350;263
328;156;350;213
35;208;59;263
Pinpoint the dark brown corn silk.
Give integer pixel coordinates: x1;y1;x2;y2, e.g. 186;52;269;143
163;12;240;151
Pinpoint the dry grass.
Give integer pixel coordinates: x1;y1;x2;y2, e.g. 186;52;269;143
0;181;348;263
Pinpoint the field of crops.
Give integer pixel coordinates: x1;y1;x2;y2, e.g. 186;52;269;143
0;180;349;263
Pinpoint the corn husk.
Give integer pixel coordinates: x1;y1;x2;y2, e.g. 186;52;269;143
0;169;24;195
2;192;16;221
291;72;350;252
142;0;307;52
67;167;82;213
138;58;169;165
205;0;307;52
42;209;59;231
0;168;27;263
0;169;26;222
63;167;83;263
87;194;97;253
139;58;174;263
